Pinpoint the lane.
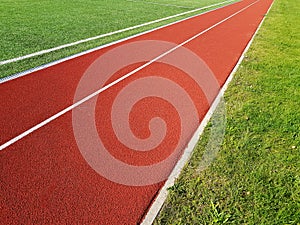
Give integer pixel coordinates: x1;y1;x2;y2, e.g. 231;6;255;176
0;0;273;224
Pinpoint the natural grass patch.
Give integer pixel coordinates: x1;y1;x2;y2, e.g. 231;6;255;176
155;0;300;224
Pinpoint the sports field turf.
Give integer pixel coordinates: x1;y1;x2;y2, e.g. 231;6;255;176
155;0;300;224
0;0;233;78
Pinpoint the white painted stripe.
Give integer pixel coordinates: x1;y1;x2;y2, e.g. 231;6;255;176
127;0;194;9
0;0;234;66
0;0;257;156
141;0;275;224
0;0;239;84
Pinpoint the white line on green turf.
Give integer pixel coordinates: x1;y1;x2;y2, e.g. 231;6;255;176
126;0;194;9
0;0;239;84
0;0;234;66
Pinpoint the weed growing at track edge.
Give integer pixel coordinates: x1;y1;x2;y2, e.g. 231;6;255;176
154;0;300;224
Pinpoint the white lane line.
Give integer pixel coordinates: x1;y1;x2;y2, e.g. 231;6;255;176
126;0;194;9
141;0;275;224
0;0;235;66
0;0;258;151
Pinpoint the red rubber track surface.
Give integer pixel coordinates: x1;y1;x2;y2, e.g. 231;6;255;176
0;0;273;224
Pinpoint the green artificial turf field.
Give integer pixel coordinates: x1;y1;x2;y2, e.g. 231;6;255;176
0;0;233;78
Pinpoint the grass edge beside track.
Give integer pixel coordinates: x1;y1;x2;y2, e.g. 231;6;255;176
154;0;300;224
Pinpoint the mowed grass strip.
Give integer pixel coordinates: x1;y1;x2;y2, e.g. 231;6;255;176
0;0;235;79
155;0;300;224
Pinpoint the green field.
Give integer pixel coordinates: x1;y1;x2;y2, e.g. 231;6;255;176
155;0;300;224
0;0;233;78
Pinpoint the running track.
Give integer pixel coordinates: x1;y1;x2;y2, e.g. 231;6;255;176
0;0;273;224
